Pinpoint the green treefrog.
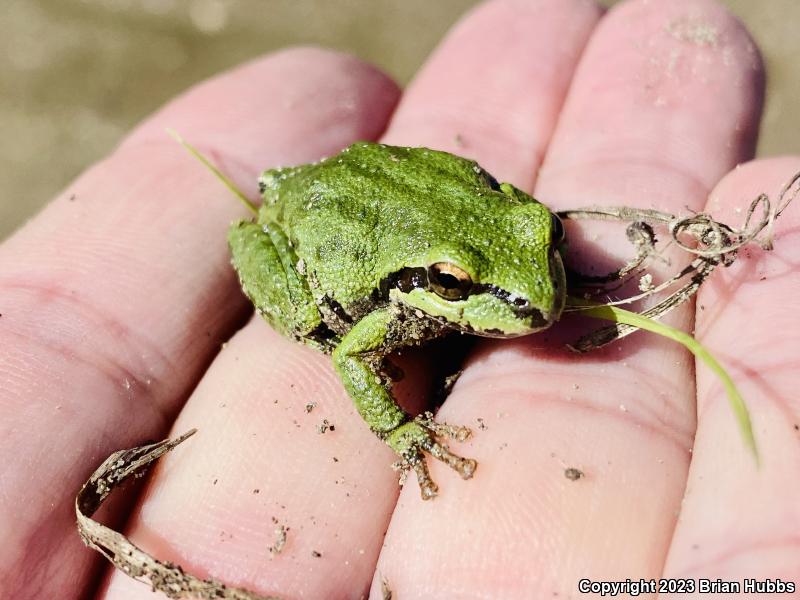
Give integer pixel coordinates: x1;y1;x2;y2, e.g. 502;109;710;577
228;142;566;499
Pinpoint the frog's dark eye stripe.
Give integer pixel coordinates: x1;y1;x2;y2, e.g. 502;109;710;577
382;264;540;323
389;267;427;293
428;262;472;300
470;283;547;325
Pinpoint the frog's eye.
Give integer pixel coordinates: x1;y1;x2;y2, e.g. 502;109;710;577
428;262;473;300
551;214;565;244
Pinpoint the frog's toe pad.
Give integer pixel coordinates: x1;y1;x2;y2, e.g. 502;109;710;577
387;417;477;500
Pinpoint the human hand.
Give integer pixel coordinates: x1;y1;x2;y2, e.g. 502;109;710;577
2;1;799;598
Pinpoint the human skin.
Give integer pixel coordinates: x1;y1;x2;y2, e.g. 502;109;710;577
1;0;799;598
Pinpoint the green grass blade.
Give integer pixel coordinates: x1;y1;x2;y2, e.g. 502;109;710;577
568;299;758;461
166;129;258;216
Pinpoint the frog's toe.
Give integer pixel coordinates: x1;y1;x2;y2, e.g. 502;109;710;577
407;454;438;500
417;410;473;443
386;417;477;500
428;437;477;480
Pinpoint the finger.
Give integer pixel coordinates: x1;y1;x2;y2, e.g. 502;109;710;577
376;0;764;597
374;0;616;591
660;158;800;592
102;1;602;598
382;0;603;188
0;48;399;599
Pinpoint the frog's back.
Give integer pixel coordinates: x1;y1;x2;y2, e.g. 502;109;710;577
257;143;536;308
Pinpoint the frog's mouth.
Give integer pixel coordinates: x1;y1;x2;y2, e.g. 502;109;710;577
424;298;554;338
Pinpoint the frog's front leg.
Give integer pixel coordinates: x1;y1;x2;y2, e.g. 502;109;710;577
332;306;477;500
228;220;333;351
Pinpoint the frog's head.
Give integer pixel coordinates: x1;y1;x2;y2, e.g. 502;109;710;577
389;190;566;338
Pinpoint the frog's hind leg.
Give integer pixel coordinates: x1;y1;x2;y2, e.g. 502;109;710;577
386;412;476;500
228;220;334;350
332;306;477;500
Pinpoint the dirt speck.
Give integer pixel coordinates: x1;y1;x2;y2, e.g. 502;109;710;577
564;467;584;481
382;577;393;600
268;520;289;558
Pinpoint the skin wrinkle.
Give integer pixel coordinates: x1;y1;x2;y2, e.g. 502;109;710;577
692;238;800;336
9;518;60;600
475;383;693;456
0;326;166;433
539;154;713;207
695;355;800;428
0;276;176;593
110;137;266;201
672;535;800;578
656;158;800;591
0;278;174;410
461;359;694;451
471;337;696;408
4;410;159;598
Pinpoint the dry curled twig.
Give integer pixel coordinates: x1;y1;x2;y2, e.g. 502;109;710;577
76;430;279;600
559;171;800;351
563;220;659;289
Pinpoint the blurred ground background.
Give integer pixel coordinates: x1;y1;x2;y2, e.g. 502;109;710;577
1;0;798;241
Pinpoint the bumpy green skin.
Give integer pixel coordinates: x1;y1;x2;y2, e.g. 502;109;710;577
228;142;566;497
